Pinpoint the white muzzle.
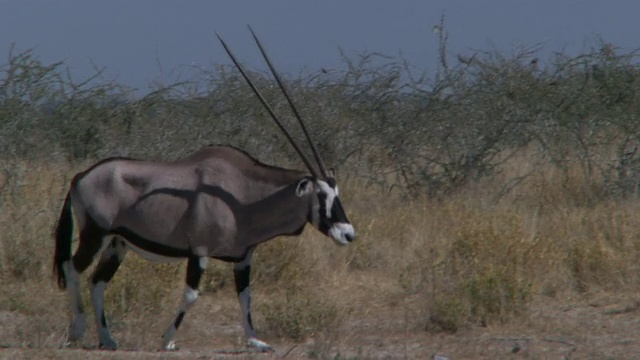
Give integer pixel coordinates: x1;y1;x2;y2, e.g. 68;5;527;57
329;223;355;245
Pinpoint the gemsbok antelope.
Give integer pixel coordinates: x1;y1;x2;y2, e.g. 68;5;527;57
53;28;355;352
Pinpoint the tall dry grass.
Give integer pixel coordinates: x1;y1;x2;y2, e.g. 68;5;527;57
1;146;639;351
2;31;640;357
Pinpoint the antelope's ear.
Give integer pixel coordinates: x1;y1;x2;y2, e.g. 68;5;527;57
296;178;314;197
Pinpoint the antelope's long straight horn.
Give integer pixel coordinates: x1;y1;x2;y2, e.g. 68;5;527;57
247;25;330;179
215;32;320;179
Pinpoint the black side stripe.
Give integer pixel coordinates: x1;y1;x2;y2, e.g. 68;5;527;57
111;226;248;263
111;227;190;258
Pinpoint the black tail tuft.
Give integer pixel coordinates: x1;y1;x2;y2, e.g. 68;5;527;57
53;190;73;289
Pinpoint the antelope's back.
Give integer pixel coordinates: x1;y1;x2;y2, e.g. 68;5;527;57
70;146;303;256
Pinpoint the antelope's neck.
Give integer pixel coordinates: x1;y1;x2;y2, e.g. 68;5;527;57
238;181;310;247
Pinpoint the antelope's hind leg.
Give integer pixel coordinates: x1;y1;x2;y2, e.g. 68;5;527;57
162;256;208;351
234;249;272;352
90;237;128;350
64;217;106;343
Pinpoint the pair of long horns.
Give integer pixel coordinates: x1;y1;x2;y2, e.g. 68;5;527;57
216;26;330;180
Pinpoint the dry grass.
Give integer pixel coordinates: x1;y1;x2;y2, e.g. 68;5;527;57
1;150;640;358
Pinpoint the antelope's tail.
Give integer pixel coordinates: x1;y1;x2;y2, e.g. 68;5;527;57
53;189;73;290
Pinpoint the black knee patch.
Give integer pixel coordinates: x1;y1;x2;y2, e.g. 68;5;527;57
174;311;186;329
91;239;126;284
92;255;121;284
186;257;204;290
73;217;106;273
101;311;108;327
234;265;251;293
247;312;254;328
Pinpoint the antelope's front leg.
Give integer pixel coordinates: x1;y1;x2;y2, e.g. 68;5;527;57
234;249;272;351
162;256;207;351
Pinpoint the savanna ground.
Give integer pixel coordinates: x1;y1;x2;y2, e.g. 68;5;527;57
2;28;640;359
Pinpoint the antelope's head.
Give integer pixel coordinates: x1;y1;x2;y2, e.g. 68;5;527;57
218;26;355;246
297;176;355;245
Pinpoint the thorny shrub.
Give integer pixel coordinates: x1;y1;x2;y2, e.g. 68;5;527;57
2;27;640;342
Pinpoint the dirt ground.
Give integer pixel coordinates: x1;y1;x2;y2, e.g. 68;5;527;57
1;292;639;360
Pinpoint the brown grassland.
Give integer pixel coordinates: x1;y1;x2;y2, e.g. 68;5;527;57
1;150;640;359
2;36;640;359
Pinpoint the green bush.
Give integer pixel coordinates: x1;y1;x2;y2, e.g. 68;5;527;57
4;36;640;197
2;29;640;344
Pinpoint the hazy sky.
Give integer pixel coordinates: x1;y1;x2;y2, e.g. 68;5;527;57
1;1;638;94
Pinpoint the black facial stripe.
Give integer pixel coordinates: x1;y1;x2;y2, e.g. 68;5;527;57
316;192;331;234
318;219;331;234
318;192;328;217
318;192;328;208
331;199;349;223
